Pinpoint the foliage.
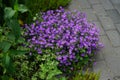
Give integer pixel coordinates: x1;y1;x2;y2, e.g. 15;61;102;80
0;0;31;25
0;0;29;79
0;0;4;26
0;0;103;79
24;7;103;74
0;26;28;79
25;0;71;15
72;69;100;80
0;0;71;24
13;49;66;80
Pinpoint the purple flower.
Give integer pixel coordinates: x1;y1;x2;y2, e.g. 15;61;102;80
29;52;32;56
81;53;85;57
63;55;68;61
57;56;62;60
37;49;42;54
93;61;97;66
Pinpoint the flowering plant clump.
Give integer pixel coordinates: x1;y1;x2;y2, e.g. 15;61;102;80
24;7;103;73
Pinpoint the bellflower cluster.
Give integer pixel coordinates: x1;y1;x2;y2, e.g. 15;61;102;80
24;7;103;72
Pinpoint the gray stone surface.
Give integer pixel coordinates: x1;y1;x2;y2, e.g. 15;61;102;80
110;0;120;4
68;0;82;11
115;23;120;33
92;4;107;16
106;9;120;23
94;50;104;61
113;76;120;80
100;36;116;58
100;36;120;79
114;47;120;56
114;4;120;14
93;21;105;35
98;16;116;30
88;0;101;4
98;36;116;75
100;0;114;10
78;0;91;9
109;47;120;76
106;56;120;77
99;36;120;78
106;30;120;47
82;9;98;21
93;61;112;80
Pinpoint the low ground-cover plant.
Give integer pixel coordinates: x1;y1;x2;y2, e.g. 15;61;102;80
24;7;103;74
25;0;71;14
72;69;100;80
13;49;66;80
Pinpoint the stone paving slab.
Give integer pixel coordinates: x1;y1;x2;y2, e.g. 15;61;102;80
99;35;117;79
93;61;112;80
78;0;91;9
102;46;120;78
88;0;101;5
93;21;105;35
114;4;120;14
115;23;120;33
68;0;82;11
106;30;120;47
106;9;120;24
82;9;98;21
110;0;120;4
98;16;116;30
94;50;104;61
113;76;120;80
114;47;120;56
99;35;117;57
92;4;107;16
105;56;120;78
100;0;114;10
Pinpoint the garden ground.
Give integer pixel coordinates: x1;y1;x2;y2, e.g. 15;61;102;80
68;0;120;80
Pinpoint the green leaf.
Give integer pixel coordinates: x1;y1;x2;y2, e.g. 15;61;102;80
0;0;2;7
31;77;37;80
85;55;88;57
47;70;62;80
14;0;19;11
7;33;15;42
1;75;9;80
18;4;28;13
39;71;46;79
0;41;11;52
40;64;48;73
9;19;21;41
80;57;83;60
4;7;16;19
60;77;67;80
9;77;14;80
9;50;28;55
3;53;10;68
81;49;86;53
17;37;25;43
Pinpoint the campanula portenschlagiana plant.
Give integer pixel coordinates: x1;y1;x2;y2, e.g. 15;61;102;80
24;7;103;73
